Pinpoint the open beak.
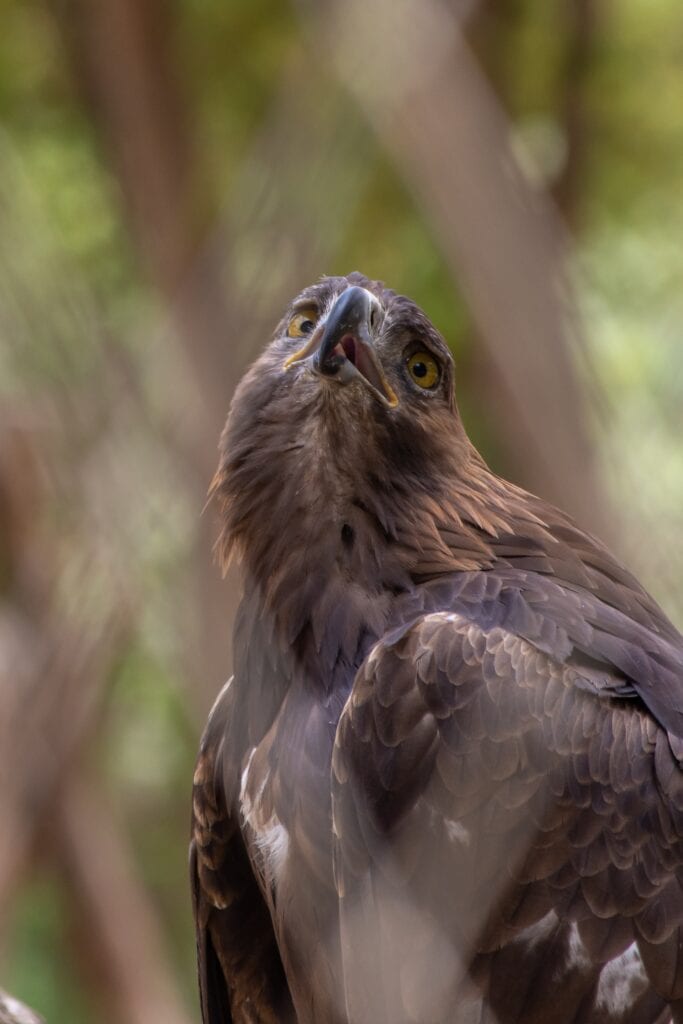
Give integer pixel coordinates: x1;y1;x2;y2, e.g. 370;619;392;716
283;286;399;409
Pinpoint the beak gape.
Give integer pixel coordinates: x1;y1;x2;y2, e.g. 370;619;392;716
284;286;398;409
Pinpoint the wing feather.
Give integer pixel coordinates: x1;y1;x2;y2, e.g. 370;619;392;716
332;608;683;1023
190;679;295;1024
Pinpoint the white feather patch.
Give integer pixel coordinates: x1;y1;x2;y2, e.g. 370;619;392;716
239;746;290;888
566;922;591;971
595;943;648;1015
516;910;560;951
443;817;471;847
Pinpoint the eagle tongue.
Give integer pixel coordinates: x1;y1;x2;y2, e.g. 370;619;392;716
316;287;398;407
340;335;357;363
284;286;398;408
315;286;371;374
352;337;399;408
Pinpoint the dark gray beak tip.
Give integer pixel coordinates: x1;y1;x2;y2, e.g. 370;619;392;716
317;287;375;372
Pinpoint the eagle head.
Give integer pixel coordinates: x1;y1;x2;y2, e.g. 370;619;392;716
281;273;455;412
211;273;509;659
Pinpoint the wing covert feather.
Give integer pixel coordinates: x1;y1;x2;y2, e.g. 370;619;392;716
332;612;683;1023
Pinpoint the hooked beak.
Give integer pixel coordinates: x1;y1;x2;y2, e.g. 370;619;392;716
283;286;399;408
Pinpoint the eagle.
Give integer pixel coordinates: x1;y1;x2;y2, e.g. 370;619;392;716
190;272;683;1024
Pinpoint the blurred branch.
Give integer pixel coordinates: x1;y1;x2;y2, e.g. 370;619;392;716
47;0;235;426
0;991;44;1024
56;779;192;1024
48;0;248;701
306;0;611;540
466;0;524;101
0;417;192;1024
48;0;197;292
466;0;596;225
49;0;373;697
0;420;131;916
552;0;597;224
0;600;126;913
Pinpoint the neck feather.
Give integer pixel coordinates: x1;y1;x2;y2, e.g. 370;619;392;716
210;398;550;686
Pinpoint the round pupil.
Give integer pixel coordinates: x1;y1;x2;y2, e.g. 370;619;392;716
300;319;314;333
412;361;428;378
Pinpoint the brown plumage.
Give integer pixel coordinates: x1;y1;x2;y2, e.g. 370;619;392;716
190;272;683;1024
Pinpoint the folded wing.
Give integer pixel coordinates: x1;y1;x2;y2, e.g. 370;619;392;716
332;608;683;1024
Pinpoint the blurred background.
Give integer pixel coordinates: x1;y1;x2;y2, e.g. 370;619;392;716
0;0;681;1021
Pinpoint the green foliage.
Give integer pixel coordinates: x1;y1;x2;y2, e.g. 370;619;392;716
5;875;96;1024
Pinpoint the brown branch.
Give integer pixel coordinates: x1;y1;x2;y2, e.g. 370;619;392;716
55;779;193;1024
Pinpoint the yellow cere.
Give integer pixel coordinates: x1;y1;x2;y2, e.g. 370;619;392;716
406;351;439;389
287;310;318;338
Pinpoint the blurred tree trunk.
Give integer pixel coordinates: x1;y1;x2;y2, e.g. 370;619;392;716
49;0;240;706
467;0;525;102
454;0;600;525
468;0;597;228
49;0;377;705
49;0;199;293
0;417;193;1024
552;0;597;226
56;780;192;1024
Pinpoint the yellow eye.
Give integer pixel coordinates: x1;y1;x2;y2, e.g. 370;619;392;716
287;310;317;338
406;351;440;389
